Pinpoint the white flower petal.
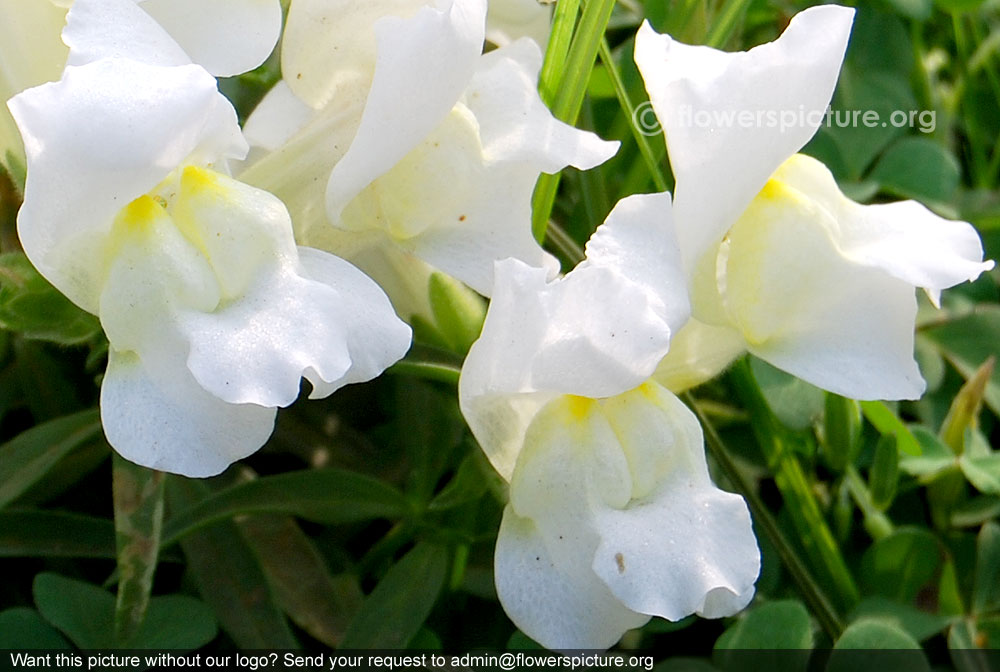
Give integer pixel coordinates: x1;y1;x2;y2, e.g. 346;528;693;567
281;0;427;110
634;5;854;274
242;81;315;153
0;0;68;165
460;193;685;477
63;0;190;68
486;0;551;47
495;508;649;651
9;59;246;312
652;318;746;393
101;349;276;478
720;173;925;400
296;246;413;397
772;154;994;299
138;0;282;77
591;385;759;620
403;163;559;296
325;0;488;220
466;39;618;171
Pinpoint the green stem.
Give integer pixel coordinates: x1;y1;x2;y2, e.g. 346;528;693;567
531;0;618;243
729;359;861;613
843;466;894;541
684;393;844;639
597;38;670;192
112;453;165;646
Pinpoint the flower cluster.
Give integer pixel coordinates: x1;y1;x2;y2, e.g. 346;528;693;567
3;0;993;652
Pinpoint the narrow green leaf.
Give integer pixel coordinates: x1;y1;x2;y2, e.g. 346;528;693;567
869;435;900;511
0;510;116;558
531;0;616;241
340;542;448;649
0;409;102;510
973;522;1000;614
162;468;410;546
730;359;860;612
940;356;994;455
900;427;957;478
704;0;752;48
860;401;922;456
428;450;490;512
166;477;297;648
112;454;166;646
537;0;581;106
822;394;863;472
239;514;363;647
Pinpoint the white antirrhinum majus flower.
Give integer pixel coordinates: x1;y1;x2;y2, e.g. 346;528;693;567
239;0;617;322
459;193;760;650
0;0;281;171
635;5;994;400
8;0;411;477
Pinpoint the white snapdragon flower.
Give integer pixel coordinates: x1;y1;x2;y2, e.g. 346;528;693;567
8;0;411;477
0;0;280;170
240;0;616;314
635;5;994;400
459;194;760;649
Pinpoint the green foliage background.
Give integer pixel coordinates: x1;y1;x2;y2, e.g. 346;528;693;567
1;0;1000;665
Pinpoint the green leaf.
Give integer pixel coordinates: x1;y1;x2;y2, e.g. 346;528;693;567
0;252;102;345
870;137;960;203
33;573;217;650
940;356;994;454
166;477;297;648
860;401;922;456
388;343;463;386
868;435;900;511
428;449;490;512
822;394;862;472
0;608;71;649
960;454;1000;495
0;409;102;509
162;468;410;546
921;307;1000;417
34;573;115;648
0;510;116;558
860;528;944;603
933;0;988;11
340;542;448;649
900;426;957;478
715;600;814;649
881;0;933;20
949;616;1000;654
829;620;928;672
750;358;824;431
130;596;217;649
973;522;1000;614
850;597;952;642
238;514;363;647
